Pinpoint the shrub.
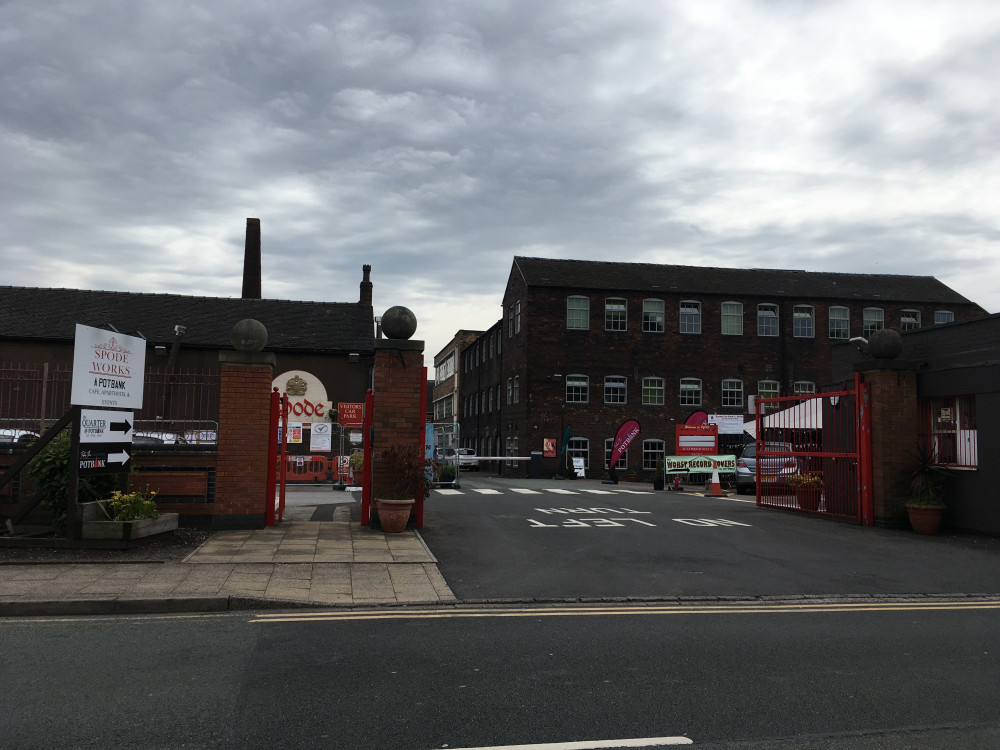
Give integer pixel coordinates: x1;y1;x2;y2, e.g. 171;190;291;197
103;489;159;521
27;431;118;528
375;443;432;500
437;464;457;482
788;473;823;489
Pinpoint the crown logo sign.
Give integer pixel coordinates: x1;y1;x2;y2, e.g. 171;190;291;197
285;375;308;396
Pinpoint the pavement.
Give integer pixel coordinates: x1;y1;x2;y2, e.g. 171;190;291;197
0;501;457;617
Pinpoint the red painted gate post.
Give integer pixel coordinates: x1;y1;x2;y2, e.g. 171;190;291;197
278;393;288;521
265;388;279;526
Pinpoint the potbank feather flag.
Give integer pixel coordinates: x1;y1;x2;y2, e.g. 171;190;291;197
609;419;640;469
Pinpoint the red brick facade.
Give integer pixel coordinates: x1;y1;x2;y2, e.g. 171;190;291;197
372;341;426;501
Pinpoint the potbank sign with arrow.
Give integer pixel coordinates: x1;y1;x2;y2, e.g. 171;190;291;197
79;408;134;476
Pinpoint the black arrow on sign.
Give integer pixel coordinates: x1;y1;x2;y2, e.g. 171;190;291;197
110;419;132;436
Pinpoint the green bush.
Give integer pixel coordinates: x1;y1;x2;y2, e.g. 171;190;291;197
104;489;159;521
26;431;118;528
437;464;457;482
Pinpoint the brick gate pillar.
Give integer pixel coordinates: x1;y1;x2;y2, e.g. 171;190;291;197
857;362;920;527
215;320;276;529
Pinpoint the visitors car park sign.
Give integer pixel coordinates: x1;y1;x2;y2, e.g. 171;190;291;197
70;324;146;409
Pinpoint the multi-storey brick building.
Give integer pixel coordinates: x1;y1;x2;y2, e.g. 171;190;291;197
459;256;987;479
431;329;482;452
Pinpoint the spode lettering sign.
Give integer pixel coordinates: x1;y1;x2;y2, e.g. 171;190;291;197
71;324;146;409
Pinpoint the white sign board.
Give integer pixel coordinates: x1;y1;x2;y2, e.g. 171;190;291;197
572;456;585;478
708;414;745;435
310;422;332;452
71;324;146;409
80;409;134;444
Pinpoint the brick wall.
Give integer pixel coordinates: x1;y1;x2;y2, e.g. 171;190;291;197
863;367;920;526
372;341;425;501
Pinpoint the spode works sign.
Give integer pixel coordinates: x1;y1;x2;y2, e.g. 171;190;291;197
71;324;146;409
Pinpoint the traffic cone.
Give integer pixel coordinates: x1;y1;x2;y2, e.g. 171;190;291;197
708;461;724;496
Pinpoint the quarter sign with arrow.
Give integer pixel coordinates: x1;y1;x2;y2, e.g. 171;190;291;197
79;409;134;476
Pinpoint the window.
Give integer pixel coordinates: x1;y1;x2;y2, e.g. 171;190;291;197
793;381;816;395
566;437;589;470
435;353;455;384
481;391;487;413
642;377;664;405
604;376;627;404
757;304;778;337
722;379;743;407
567;296;589;329
934;310;954;325
433;396;453;421
793;305;815;338
680;301;701;334
829;306;849;339
489;334;494;359
642;299;665;332
506;378;512;405
892;309;919;333
605;298;627;331
642;439;665;471
512;376;519;404
680;377;702;406
488;388;493;412
721;302;743;335
566;374;589;403
505;437;512;467
863;307;884;337
508;301;521;336
925;395;977;468
605;438;627;469
757;380;780;405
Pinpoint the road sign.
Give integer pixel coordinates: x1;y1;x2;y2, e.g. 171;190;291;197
78;443;132;476
71;324;146;409
80;409;133;444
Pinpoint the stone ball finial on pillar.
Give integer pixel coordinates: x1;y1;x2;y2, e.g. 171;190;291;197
382;306;417;340
232;319;268;352
868;328;903;359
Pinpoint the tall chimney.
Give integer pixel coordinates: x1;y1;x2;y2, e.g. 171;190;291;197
242;218;262;299
359;264;373;306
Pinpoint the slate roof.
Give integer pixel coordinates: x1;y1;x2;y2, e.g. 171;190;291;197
513;257;982;306
0;286;374;353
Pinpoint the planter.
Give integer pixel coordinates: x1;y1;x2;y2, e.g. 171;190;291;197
906;503;945;535
81;513;179;541
795;488;822;512
376;498;415;533
652;477;664;491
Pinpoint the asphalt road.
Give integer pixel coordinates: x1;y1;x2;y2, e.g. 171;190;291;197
1;603;998;749
420;476;1000;601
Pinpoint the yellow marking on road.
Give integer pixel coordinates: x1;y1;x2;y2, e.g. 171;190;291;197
249;599;1000;623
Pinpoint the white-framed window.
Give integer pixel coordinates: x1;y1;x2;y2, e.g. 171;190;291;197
642;299;665;333
642;439;665;471
604;375;627;404
722;379;743;407
934;310;954;325
680;377;702;406
433;396;454;421
604;438;628;469
512;376;519;404
566;374;589;403
721;302;743;335
793;305;815;338
506;378;512;405
435;352;455;384
758;380;780;403
863;307;884;337
567;296;589;329
680;300;701;334
926;395;977;468
793;381;816;395
566;437;589;470
829;306;849;339
508;301;521;337
505;437;512;467
642;377;664;405
901;309;921;331
758;304;778;337
605;298;627;331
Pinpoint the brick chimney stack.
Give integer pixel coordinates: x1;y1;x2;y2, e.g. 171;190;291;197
360;264;373;306
242;218;262;300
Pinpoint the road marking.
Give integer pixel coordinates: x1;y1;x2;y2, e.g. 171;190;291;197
472;489;503;494
511;488;542;494
579;489;617;494
437;489;464;495
546;488;580;494
672;518;752;527
434;737;693;749
249;599;1000;623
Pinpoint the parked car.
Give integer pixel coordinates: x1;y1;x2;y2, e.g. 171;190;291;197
457;448;480;471
735;442;800;494
0;429;39;444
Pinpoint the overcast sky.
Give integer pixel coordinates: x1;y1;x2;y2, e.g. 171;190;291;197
3;0;999;358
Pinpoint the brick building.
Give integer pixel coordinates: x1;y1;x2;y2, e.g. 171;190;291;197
431;329;482;452
460;256;986;479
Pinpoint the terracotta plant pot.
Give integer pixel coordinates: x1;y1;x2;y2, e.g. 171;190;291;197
795;488;822;512
376;498;414;533
906;504;945;535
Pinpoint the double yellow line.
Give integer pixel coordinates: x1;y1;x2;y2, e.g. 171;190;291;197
250;599;1000;623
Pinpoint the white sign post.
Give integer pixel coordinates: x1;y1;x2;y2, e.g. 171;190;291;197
71;324;146;409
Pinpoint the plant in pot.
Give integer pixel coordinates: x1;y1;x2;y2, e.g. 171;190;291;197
788;473;823;511
27;430;118;530
903;444;948;534
652;455;665;491
374;442;432;533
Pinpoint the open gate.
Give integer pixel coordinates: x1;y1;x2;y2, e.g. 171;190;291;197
754;373;873;525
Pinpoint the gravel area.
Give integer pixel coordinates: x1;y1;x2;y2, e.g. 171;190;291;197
0;527;215;564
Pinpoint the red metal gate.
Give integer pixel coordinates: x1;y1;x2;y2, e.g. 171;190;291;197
754;373;872;525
